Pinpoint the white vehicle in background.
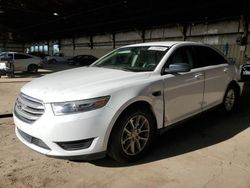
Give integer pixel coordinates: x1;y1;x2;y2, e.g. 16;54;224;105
0;52;42;73
0;58;14;77
241;58;250;81
44;53;70;63
14;41;243;163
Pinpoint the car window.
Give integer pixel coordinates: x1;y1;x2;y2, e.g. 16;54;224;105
74;56;81;59
195;46;228;66
54;53;64;57
7;54;14;59
82;56;89;59
90;56;97;61
15;54;32;59
0;52;6;57
0;53;13;60
164;46;194;69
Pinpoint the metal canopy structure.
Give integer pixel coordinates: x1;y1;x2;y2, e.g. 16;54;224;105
0;0;249;41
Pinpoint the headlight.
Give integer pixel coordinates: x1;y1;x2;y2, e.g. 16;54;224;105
51;96;110;115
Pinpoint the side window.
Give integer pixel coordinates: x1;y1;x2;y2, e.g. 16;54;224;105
164;47;194;69
195;46;228;66
0;53;13;60
0;53;7;58
15;54;32;59
7;54;14;60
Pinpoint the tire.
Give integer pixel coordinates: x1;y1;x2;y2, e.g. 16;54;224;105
108;108;156;163
27;64;38;73
222;85;239;113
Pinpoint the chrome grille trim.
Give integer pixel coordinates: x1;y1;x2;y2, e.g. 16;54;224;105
17;94;44;110
14;93;44;124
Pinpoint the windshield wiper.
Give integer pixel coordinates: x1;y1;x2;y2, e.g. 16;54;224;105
93;65;150;72
120;67;138;72
121;67;151;72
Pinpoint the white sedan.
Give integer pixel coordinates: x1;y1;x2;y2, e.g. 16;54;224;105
0;52;42;73
44;53;70;63
13;41;243;163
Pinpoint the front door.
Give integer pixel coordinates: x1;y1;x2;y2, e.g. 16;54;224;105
162;46;205;125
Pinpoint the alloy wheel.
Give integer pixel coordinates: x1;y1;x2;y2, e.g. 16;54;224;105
121;115;150;156
224;89;235;112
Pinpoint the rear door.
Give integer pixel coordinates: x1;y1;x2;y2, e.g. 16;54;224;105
162;46;205;125
194;46;230;110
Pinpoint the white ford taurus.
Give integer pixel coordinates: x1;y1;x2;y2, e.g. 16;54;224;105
14;41;243;163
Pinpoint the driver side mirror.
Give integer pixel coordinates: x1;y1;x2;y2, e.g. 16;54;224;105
164;63;191;74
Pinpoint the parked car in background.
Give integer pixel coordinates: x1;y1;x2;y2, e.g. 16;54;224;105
241;58;250;81
14;41;243;163
68;55;98;66
44;53;70;63
0;52;42;73
28;52;49;59
0;57;14;78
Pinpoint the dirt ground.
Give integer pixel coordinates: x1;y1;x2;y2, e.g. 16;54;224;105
0;68;250;187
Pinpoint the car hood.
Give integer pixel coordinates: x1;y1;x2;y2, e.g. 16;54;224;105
21;67;152;103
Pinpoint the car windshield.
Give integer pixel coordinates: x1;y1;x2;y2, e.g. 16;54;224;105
93;46;169;72
0;52;6;57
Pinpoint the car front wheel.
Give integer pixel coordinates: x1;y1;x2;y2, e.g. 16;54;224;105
27;64;38;73
108;108;156;163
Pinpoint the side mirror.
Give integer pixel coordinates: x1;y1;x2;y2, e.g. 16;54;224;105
164;63;191;74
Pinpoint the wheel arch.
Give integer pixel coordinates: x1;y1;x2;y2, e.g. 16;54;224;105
113;100;157;127
226;80;241;98
104;98;159;151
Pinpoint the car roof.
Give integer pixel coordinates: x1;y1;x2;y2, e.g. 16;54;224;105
123;41;202;48
0;52;26;54
1;52;36;56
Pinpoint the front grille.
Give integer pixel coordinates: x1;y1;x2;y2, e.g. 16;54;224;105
56;138;94;151
17;128;51;150
14;93;44;124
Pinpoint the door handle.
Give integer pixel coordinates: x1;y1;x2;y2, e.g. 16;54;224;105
194;73;203;79
152;91;161;97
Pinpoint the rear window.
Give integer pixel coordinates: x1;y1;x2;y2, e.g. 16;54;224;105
0;53;13;60
195;46;228;66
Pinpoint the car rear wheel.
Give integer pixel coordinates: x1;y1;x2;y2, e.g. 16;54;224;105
27;64;38;73
222;86;238;113
108;108;156;163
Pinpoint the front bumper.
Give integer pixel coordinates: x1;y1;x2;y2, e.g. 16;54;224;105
14;103;115;159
